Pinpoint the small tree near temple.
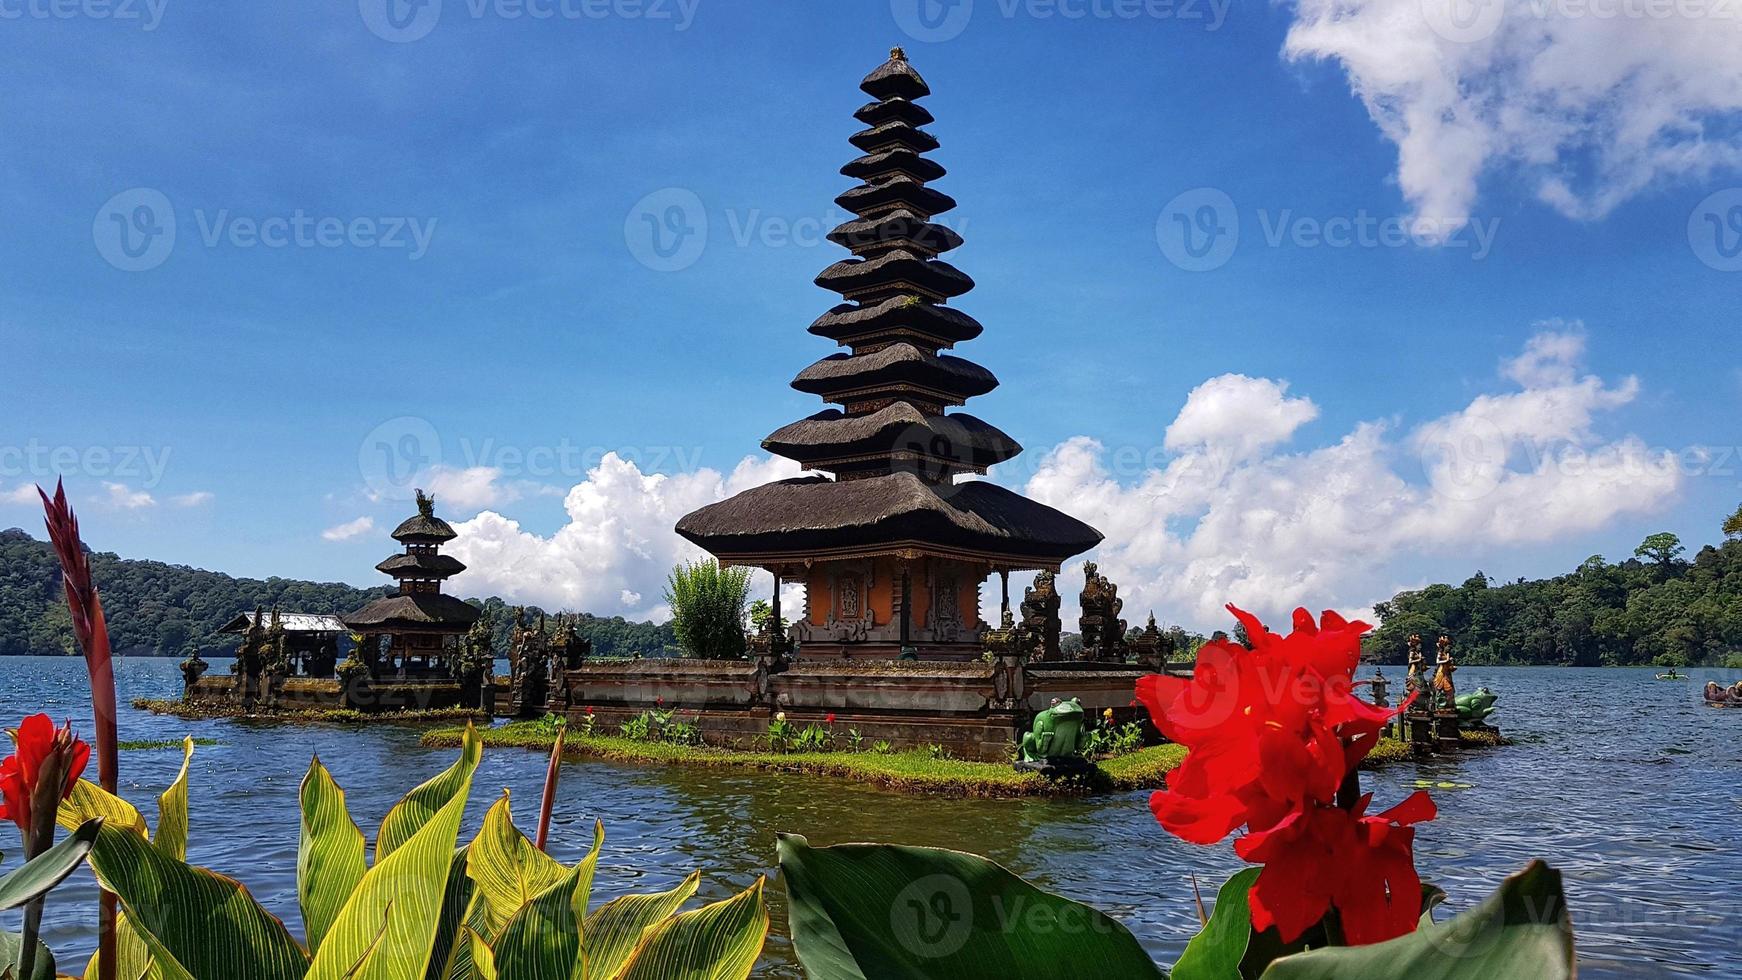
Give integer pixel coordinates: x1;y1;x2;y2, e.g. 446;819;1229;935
665;559;753;660
1724;503;1742;540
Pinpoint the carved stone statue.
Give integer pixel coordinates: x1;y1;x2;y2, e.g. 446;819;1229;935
232;607;266;708
1018;571;1062;662
508;608;550;719
179;653;208;696
457;607;495;711
1404;635;1426;702
1432;635;1457;709
262;608;292;708
1077;562;1127;662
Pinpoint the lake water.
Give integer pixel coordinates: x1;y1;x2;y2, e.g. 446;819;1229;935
0;656;1736;977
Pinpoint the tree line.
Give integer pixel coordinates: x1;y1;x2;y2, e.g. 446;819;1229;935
1364;511;1742;668
0;527;677;659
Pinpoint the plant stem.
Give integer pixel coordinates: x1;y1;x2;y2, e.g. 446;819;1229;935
17;896;43;979
534;726;565;851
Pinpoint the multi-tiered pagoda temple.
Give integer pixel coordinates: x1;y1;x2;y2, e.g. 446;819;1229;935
345;489;480;674
678;48;1102;661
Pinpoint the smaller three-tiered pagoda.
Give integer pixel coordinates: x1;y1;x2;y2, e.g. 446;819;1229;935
344;489;480;675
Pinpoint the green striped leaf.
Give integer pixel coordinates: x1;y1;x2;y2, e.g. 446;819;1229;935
490;860;590;980
307;726;483;980
466;929;498;980
153;737;195;861
424;848;475;980
378;726;485;862
580;872;700;980
299;755;369;955
1259;862;1575;980
84;820;309;980
616;878;767;980
775;834;1163;980
465;794;570;942
0;818;99;910
58;779;147;837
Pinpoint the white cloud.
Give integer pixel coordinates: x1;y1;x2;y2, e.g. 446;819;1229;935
170;491;215;507
102;482;155;510
446;452;801;621
1164;374;1319;462
1023;329;1682;630
2;484;39;506
423;466;519;511
322;516;375;542
1283;0;1742;235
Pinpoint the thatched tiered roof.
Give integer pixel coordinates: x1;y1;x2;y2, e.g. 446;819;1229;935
345;490;479;635
675;50;1101;570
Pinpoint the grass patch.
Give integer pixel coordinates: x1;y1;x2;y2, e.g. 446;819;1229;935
422;721;1189;799
133;698;488;725
118;737;223;751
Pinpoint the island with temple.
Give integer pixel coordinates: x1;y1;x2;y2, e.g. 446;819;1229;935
550;49;1159;761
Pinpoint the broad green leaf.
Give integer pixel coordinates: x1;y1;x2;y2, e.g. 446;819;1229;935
378;725;485;862
1171;869;1259;980
58;779;147;837
299;755;369;955
580;872;700;980
0;927;57;980
776;834;1163;980
466;929;498;980
1260;862;1575;980
79;913;157;980
153;737;195;861
489;822;606;980
0;818;99;910
425;849;475;980
307;728;483;980
84;821;309;980
616;878;767;980
491;860;590;980
465;794;570;942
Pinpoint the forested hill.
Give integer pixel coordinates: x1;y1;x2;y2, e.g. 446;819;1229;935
0;528;677;659
1365;530;1742;668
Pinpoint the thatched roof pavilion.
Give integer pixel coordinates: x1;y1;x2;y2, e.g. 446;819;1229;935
345;490;479;671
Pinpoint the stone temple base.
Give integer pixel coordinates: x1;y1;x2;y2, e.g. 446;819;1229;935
186;675;468;713
559;658;1162;763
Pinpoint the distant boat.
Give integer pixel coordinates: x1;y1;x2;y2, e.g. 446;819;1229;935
1656;668;1687;680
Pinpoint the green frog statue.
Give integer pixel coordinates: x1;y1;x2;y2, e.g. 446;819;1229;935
1017;697;1092;771
1455;687;1499;729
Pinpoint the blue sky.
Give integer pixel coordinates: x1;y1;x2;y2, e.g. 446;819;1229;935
1;0;1737;628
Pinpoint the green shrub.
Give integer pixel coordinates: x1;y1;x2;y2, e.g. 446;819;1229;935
664;559;753;660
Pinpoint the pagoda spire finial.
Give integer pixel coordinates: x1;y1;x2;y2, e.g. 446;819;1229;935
890;45;906;61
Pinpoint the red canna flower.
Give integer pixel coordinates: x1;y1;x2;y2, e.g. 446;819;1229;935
1136;605;1432;947
1236;790;1437;945
0;714;91;854
825;713;837;725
